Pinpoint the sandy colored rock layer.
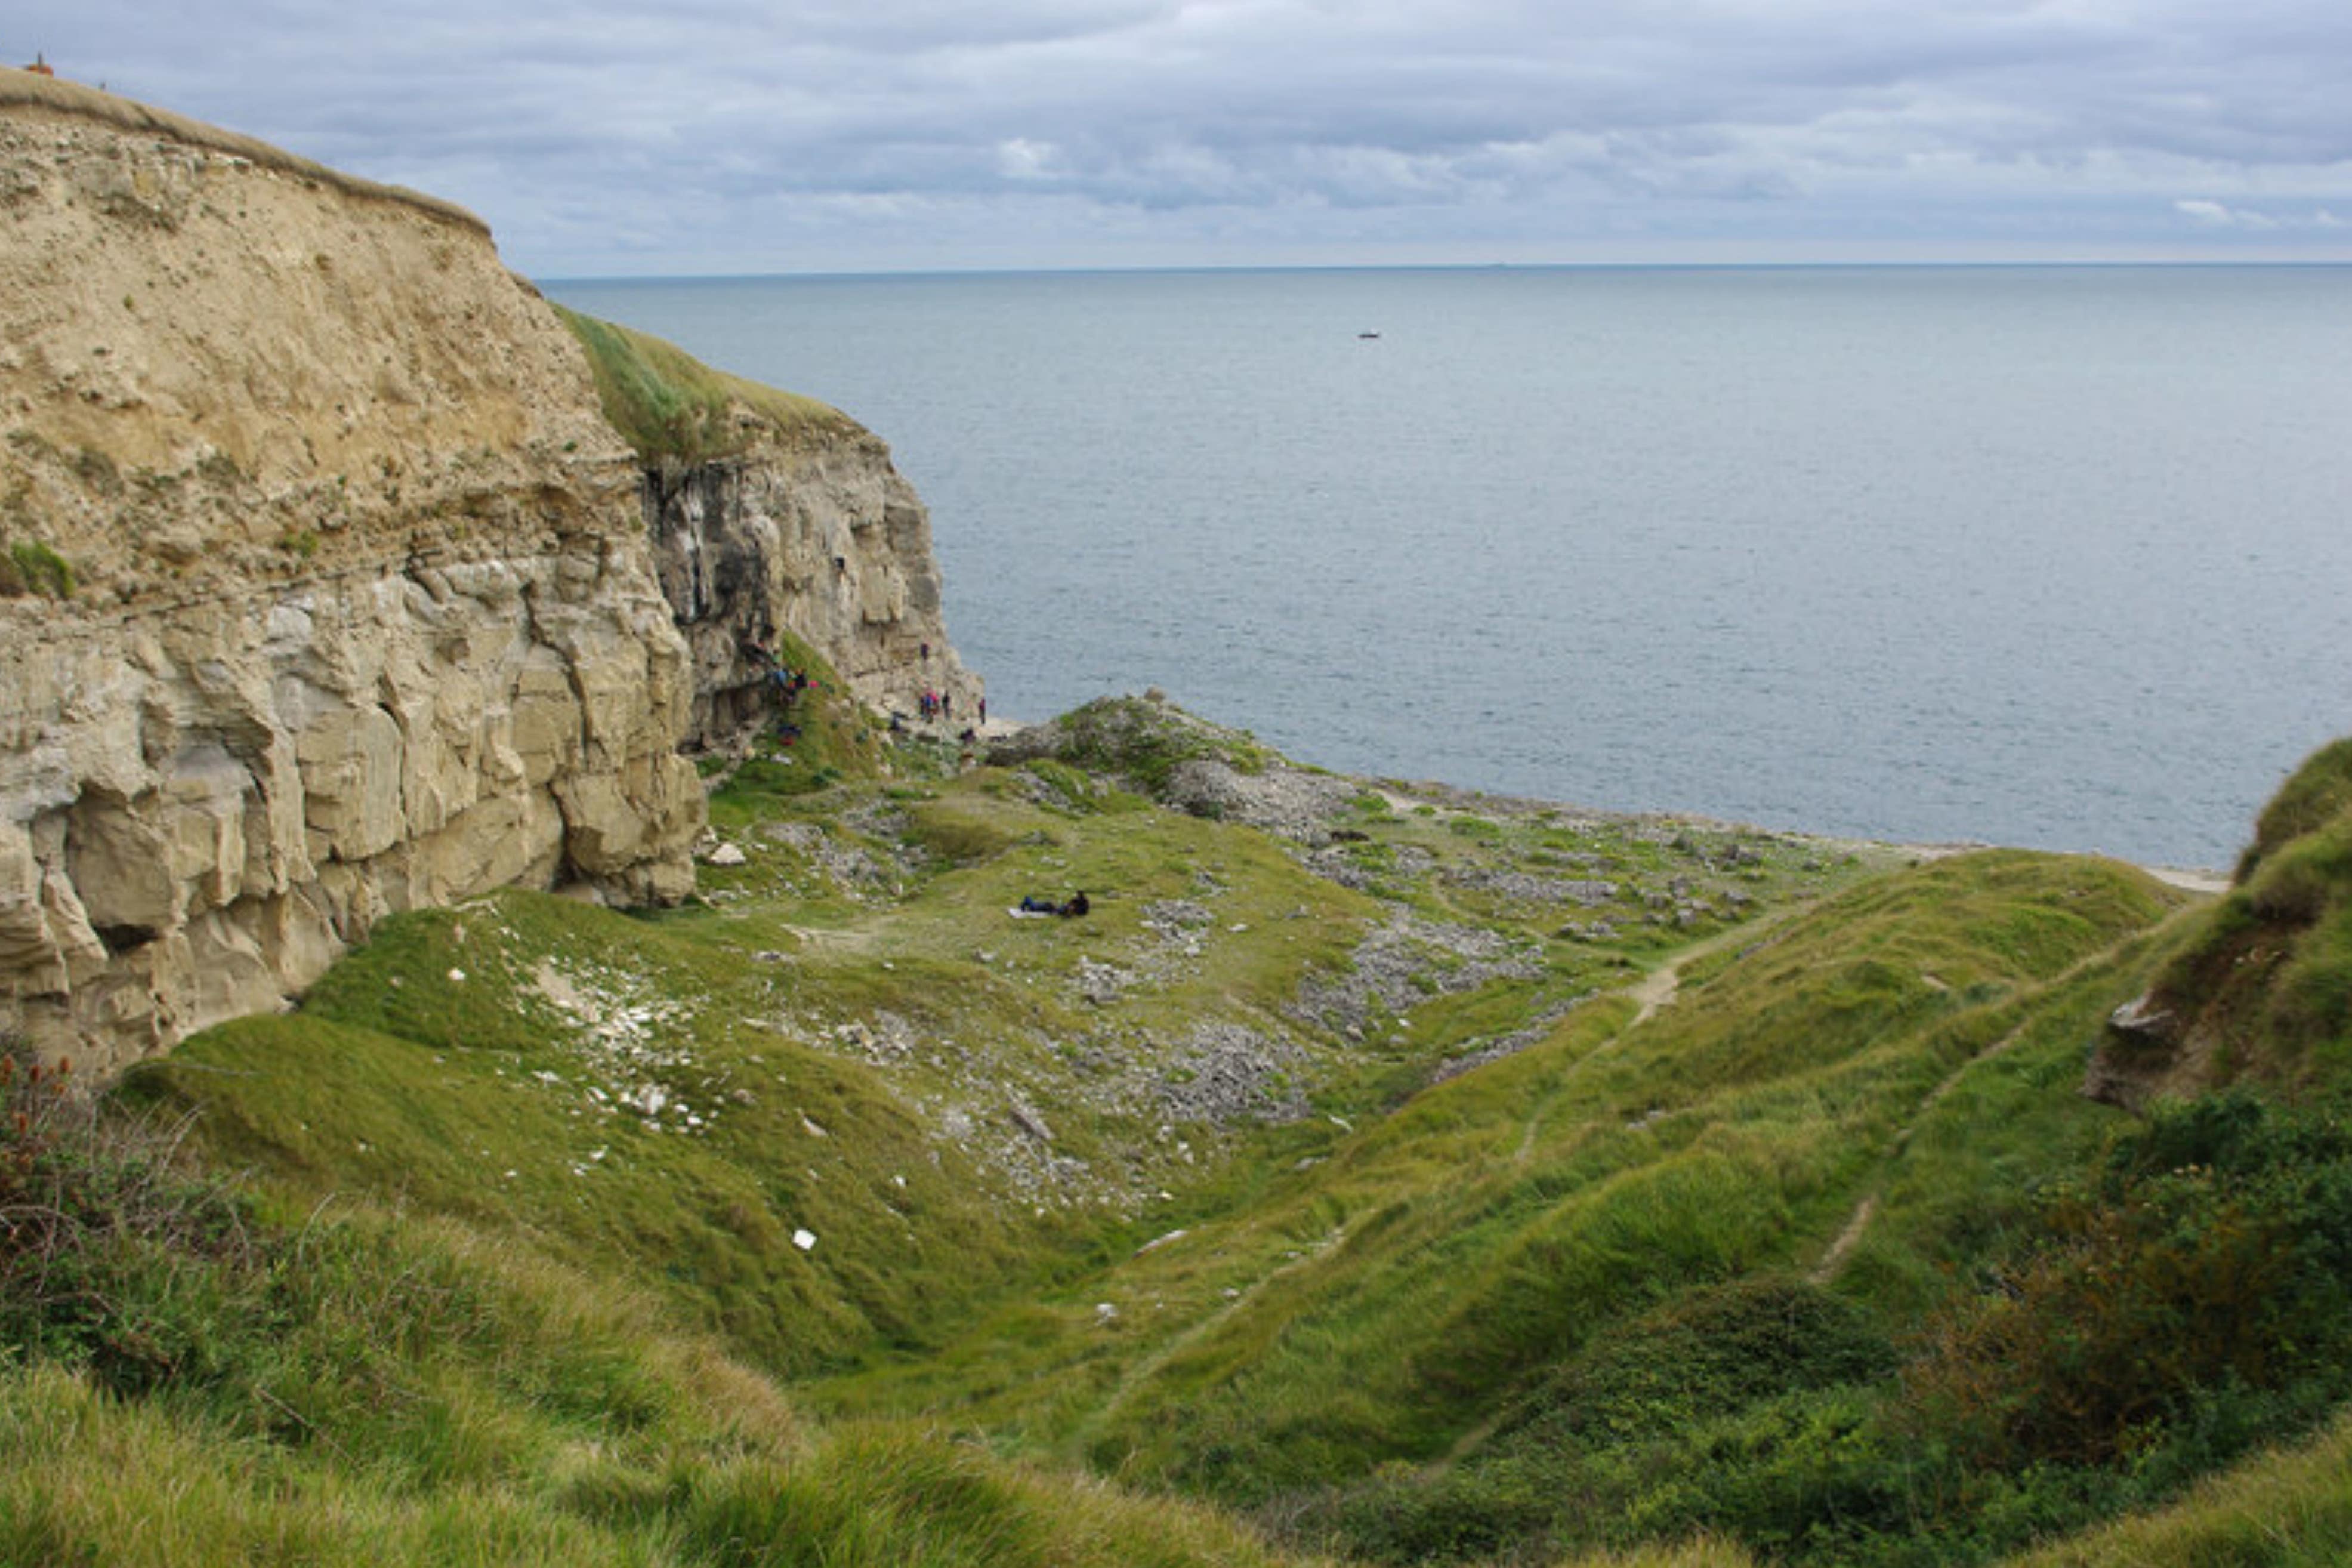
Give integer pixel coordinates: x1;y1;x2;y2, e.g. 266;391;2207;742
1;73;703;1070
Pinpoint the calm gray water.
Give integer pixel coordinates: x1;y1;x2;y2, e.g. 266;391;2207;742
546;267;2352;869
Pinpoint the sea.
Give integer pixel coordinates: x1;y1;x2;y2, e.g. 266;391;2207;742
544;266;2352;871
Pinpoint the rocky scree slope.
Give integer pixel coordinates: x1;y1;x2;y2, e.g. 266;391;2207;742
0;73;974;1072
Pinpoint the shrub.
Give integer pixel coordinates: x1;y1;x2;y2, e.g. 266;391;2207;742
0;1046;254;1389
1904;1088;2352;1471
5;540;74;599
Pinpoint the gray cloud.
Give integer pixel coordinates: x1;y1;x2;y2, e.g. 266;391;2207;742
21;0;2352;271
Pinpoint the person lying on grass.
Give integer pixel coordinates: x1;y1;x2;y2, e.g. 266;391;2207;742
1016;891;1090;917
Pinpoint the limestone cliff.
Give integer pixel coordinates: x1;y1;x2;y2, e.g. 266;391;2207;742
644;445;980;746
555;311;983;747
0;74;709;1070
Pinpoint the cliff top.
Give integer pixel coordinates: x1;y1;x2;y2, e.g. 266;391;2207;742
0;66;487;235
0;70;626;608
552;304;868;464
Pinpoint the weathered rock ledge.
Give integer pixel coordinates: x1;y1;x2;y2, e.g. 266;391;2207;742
0;544;702;1069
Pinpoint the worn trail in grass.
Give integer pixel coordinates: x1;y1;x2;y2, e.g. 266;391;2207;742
820;845;2194;1516
115;693;2275;1568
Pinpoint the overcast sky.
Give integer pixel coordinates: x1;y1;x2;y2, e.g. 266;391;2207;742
22;1;2352;277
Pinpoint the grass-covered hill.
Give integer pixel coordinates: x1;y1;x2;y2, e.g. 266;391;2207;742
10;683;2352;1567
552;304;860;462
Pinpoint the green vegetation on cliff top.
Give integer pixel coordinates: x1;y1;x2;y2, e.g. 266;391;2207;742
553;304;855;463
14;703;2352;1567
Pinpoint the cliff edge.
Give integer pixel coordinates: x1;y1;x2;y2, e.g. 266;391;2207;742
0;73;976;1072
551;309;982;746
2085;737;2352;1110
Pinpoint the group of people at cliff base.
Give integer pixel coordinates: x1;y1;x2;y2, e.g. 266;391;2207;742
911;689;989;734
1017;891;1090;918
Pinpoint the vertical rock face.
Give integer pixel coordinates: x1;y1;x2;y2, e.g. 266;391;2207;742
643;436;982;749
0;75;703;1072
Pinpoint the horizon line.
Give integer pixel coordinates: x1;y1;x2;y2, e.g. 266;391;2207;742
537;257;2352;287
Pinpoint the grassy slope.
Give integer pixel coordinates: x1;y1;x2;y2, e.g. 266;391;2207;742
816;853;2189;1499
23;715;2352;1566
552;305;857;462
2113;736;2352;1102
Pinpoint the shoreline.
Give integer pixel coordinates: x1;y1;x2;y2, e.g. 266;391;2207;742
965;699;2236;896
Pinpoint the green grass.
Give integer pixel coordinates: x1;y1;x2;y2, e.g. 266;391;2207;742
2118;737;2352;1100
2004;1408;2352;1567
127;891;1076;1375
30;708;2352;1568
0;1279;1326;1567
814;852;2189;1526
553;305;853;463
1033;696;1279;794
2237;737;2352;882
1;537;73;598
2;1033;1322;1568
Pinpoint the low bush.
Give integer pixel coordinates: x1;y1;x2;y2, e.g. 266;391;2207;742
0;1048;255;1390
1906;1087;2352;1471
2;539;74;598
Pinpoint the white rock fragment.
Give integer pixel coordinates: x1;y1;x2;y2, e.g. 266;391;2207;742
1094;1302;1119;1324
707;842;748;868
